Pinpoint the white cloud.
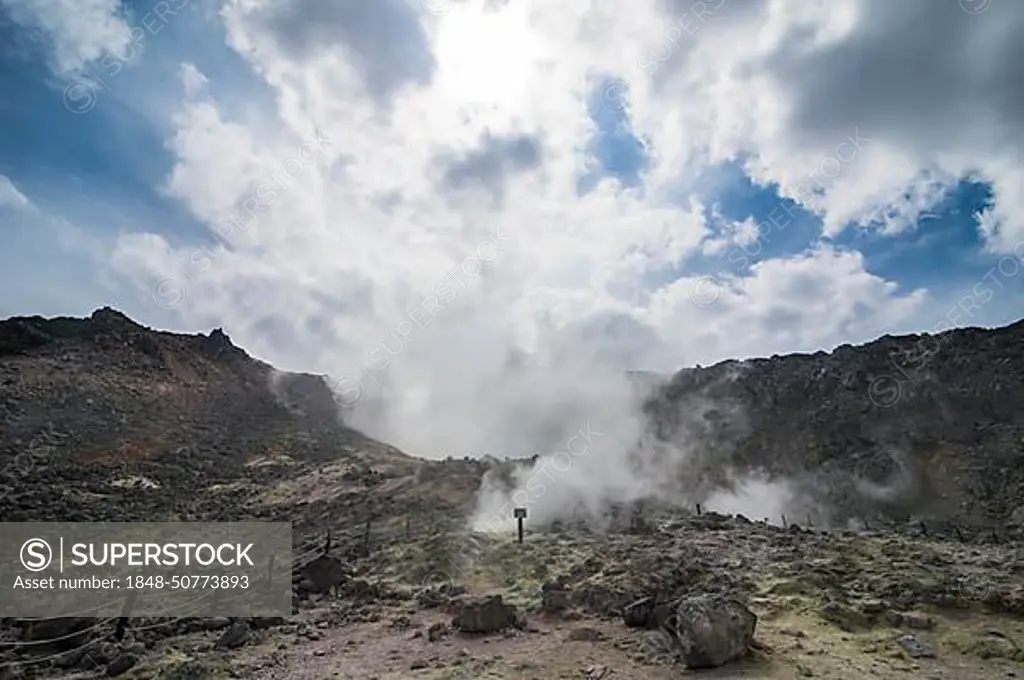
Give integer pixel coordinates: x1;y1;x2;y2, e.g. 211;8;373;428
0;0;133;75
631;0;1024;248
0;175;31;210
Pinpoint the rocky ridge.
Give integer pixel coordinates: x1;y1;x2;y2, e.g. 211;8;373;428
642;320;1024;528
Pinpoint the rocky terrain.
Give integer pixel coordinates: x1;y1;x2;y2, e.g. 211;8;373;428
0;308;1022;679
642;320;1024;529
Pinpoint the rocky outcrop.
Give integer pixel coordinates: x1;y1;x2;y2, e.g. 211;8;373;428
0;308;419;525
643;320;1024;525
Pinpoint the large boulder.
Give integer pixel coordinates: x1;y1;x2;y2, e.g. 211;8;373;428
450;595;520;634
667;594;757;669
298;555;346;593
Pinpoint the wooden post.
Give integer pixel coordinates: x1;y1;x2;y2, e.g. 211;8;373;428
631;501;644;532
695;503;702;516
115;591;137;640
323;530;332;556
781;514;788;529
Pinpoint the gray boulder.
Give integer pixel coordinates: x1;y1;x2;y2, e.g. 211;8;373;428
450;595;519;634
667;594;757;669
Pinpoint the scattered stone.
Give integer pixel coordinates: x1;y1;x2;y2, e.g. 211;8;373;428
215;620;249;650
541;582;570;614
104;653;138;677
769;579;810;596
883;610;904;627
820;601;870;632
622;597;655;628
250;616;287;629
417;582;466;609
427;622;449;642
900;612;935;630
899;634;936;659
567;627;603;642
199;617;232;631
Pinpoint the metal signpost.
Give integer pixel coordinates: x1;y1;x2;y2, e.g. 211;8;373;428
513;507;527;544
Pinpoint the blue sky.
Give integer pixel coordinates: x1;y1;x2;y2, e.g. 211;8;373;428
577;77;1022;333
1;0;1023;373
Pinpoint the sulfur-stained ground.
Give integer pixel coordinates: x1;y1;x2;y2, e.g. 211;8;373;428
88;510;1024;680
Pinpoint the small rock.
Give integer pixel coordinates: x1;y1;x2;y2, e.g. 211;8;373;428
200;617;232;631
622;597;654;628
567;627;602;642
899;634;935;659
104;653;138;677
820;602;869;632
541;582;570;614
215;620;249;650
883;610;904;627
900;612;935;630
427;622;448;642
